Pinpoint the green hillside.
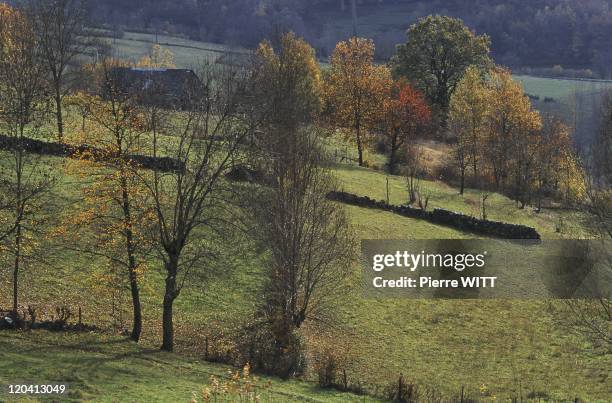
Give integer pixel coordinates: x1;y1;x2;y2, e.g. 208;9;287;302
0;331;378;402
108;31;247;68
0;29;608;403
1;137;608;401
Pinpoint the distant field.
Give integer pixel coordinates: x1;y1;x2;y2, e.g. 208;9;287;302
108;30;612;104
515;75;612;102
107;30;247;68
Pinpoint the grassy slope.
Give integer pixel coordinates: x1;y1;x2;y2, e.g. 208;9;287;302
331;162;591;240
0;33;608;402
0;331;379;402
108;31;246;69
324;164;609;401
2;144;608;401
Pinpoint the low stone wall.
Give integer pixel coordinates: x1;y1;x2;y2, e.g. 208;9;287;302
225;165;273;186
327;191;541;240
0;135;184;172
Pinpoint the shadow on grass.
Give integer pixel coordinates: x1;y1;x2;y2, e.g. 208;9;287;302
0;330;167;398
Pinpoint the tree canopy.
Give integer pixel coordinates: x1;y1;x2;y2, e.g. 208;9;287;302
392;15;491;116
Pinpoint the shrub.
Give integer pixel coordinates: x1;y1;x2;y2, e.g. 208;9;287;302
236;322;306;379
190;363;272;403
385;374;419;403
305;327;355;390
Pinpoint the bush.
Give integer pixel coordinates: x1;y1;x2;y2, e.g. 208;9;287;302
305;327;355;390
190;363;272;403
236;322;305;379
385;374;419;403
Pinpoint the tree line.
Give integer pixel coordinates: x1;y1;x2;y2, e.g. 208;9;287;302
321;15;585;211
85;0;612;77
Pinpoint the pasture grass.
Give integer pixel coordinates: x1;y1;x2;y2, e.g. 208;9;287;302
0;102;608;401
107;30;247;69
0;330;379;402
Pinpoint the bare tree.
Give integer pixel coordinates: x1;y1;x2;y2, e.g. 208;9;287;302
143;61;262;351
454;133;469;195
405;143;425;205
553;96;611;348
252;128;355;377
28;0;87;141
593;91;612;188
244;33;355;376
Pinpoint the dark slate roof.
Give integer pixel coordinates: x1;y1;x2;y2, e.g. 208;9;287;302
108;67;203;108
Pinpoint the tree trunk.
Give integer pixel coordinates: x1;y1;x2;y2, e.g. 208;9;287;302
356;120;364;166
12;145;23;319
460;168;465;195
55;87;64;142
389;135;398;174
120;174;142;342
128;266;142;341
161;259;179;351
12;223;21;318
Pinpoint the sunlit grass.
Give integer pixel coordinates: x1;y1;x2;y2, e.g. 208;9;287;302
0;98;607;401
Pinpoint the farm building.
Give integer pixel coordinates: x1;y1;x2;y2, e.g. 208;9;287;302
107;67;203;109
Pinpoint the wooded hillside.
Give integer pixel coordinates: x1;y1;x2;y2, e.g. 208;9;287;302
86;0;612;76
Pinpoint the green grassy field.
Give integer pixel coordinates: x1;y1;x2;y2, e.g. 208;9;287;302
2;138;609;401
0;331;379;402
0;33;609;402
107;30;247;69
515;75;612;102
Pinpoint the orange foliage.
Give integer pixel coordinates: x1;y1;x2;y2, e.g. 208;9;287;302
324;37;392;166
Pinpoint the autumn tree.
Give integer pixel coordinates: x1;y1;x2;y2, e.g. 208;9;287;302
0;4;54;321
449;66;489;194
137;44;176;69
392;15;491;128
485;68;542;195
324;37;391;166
60;59;152;341
28;0;88;142
533;116;565;209
376;79;431;174
449;67;583;207
253;32;322;133
248;33;354;377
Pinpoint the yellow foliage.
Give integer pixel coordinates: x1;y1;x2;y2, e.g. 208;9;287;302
325;38;392;153
449;66;586;205
255;31;323;119
59;67;154;310
191;363;271;403
449;66;490;170
137;44;176;69
558;152;586;202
